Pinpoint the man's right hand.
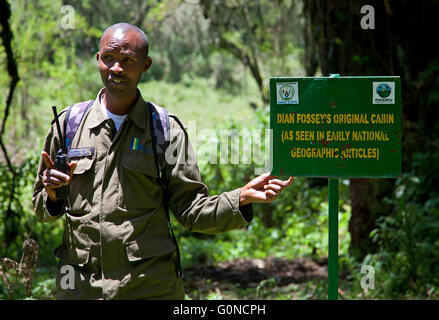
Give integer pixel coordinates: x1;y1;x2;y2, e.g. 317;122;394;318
41;151;77;202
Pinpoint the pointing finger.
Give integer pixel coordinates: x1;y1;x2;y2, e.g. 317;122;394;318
41;151;54;169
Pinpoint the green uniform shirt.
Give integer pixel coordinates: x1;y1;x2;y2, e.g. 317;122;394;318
32;89;253;299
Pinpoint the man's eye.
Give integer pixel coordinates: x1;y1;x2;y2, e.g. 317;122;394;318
103;55;112;61
124;57;133;63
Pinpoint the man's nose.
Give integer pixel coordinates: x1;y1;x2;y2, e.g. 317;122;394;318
110;61;123;73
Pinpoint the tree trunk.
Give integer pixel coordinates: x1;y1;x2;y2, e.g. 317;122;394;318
348;179;394;258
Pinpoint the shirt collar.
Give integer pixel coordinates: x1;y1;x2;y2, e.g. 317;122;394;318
87;88;148;131
127;90;148;131
87;88;108;129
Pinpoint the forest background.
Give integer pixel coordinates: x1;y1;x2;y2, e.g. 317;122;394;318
0;0;438;300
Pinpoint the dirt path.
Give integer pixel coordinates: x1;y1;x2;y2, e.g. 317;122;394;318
184;257;328;289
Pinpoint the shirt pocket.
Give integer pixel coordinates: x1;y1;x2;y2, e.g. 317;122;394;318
118;152;162;211
124;235;178;283
53;244;90;267
53;244;90;294
68;156;96;216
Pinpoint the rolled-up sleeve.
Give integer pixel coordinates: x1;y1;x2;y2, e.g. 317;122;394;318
165;116;253;234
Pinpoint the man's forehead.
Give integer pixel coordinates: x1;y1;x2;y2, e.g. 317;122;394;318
100;29;143;51
111;28;126;41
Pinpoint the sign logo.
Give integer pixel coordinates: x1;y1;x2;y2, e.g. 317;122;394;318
280;85;294;100
277;82;299;104
373;82;395;104
376;83;392;98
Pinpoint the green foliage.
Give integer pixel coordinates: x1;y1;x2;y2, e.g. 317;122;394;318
137;77;257;130
362;172;439;297
0;158;38;257
29;268;56;300
0;156;63;263
0;264;56;300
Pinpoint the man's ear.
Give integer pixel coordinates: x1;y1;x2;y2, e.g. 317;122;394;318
96;52;100;64
143;57;152;73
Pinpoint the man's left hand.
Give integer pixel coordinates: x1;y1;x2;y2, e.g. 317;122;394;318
239;173;294;206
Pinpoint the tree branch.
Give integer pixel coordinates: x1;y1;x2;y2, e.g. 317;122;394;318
218;35;268;103
0;0;20;212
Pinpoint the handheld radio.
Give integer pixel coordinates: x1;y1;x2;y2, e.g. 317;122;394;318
51;106;69;199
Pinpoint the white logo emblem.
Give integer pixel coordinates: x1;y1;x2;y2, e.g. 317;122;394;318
373;82;395;104
277;82;299;104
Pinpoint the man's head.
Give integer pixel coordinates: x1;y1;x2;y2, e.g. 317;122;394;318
97;23;152;98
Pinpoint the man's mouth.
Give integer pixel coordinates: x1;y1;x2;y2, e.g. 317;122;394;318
109;77;126;84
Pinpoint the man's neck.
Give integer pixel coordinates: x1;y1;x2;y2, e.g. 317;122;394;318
103;90;138;115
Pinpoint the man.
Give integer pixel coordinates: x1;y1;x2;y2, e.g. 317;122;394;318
32;23;293;300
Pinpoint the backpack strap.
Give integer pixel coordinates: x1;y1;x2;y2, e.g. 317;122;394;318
64;100;94;152
148;102;170;174
147;101;182;279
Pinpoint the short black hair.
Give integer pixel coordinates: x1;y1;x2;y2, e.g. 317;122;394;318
100;22;149;57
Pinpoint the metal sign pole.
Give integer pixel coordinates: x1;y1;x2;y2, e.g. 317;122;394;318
328;178;339;300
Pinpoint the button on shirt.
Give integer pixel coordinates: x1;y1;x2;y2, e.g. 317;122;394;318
32;88;253;299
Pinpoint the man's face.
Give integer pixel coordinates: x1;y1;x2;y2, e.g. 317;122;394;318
97;29;151;97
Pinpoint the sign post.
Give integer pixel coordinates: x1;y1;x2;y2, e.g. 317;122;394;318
328;178;339;300
269;76;401;299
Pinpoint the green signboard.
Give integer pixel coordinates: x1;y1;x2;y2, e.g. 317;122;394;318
270;75;402;300
270;76;401;178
